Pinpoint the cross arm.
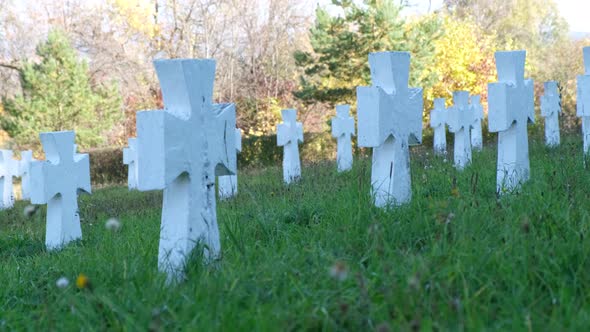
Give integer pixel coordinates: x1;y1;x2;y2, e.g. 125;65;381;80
19;151;33;176
208;103;237;177
30;160;48;204
356;86;392;148
487;82;511;133
123;138;137;165
136;110;166;191
332;117;355;138
235;129;243;153
524;79;535;124
577;75;590;117
75;153;92;195
407;88;423;145
277;124;290;147
447;91;473;134
430;99;446;128
297;123;304;143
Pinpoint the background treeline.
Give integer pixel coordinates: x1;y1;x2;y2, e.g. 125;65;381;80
0;0;588;158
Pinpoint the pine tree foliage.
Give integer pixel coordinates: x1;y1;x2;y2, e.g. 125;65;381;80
1;30;122;150
294;0;442;107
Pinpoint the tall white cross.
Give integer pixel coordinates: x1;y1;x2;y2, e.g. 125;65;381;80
577;47;590;155
136;59;236;279
30;131;91;250
218;128;242;200
488;50;534;194
277;109;303;184
0;150;19;209
123;138;138;190
331;104;355;172
541;81;561;147
19;150;35;200
470;95;484;151
430;98;447;156
356;51;423;207
447;91;474;170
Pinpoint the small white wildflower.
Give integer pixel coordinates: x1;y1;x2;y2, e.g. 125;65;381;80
105;217;121;231
23;205;37;218
56;277;69;289
329;261;349;282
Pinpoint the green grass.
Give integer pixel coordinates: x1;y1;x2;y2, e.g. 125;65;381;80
2;135;590;330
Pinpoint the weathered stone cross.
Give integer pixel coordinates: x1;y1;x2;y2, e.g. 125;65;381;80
488;50;534;194
136;59;236;279
123;138;138;190
447;91;474;170
0;150;19;209
19;150;35;200
331;104;355;172
430;98;447;156
30;131;91;250
356;52;423;207
541;81;561;147
470;95;484;151
218;128;242;200
277;109;303;184
577;47;590;154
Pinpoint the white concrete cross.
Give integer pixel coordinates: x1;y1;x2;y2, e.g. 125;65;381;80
356;51;423;207
430;98;447;156
0;150;19;209
277;109;303;184
447;91;474;170
331;104;355;172
123;138;138;190
470;95;484;151
19;150;35;200
30;131;91;250
136;59;236;279
577;47;590;154
488;50;534;194
218;128;242;200
541;81;561;147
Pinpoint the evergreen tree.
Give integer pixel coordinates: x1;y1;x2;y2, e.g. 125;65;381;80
1;30;122;150
294;0;442;107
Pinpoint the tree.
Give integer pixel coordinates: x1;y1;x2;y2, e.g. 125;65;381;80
294;0;442;108
1;30;122;150
428;17;497;109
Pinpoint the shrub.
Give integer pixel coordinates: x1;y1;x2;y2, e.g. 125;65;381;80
87;148;127;187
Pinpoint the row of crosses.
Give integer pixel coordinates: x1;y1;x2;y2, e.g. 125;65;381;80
7;47;590;281
356;50;539;204
430;94;484;159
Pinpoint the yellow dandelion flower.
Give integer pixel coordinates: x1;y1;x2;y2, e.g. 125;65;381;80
76;273;90;289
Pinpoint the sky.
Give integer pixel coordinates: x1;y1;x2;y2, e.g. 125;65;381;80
318;0;590;32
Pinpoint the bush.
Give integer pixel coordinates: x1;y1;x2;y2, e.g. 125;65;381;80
88;148;127;187
86;132;350;186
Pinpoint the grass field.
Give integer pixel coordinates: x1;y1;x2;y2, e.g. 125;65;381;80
2;134;590;330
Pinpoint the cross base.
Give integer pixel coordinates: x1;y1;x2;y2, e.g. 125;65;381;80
454;128;472;170
496;122;530;194
582;117;590;155
218;175;238;200
471;121;483;151
45;194;82;250
544;113;560;147
336;136;353;172
283;142;301;184
433;126;447;156
371;136;411;207
158;173;221;281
